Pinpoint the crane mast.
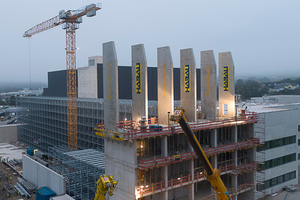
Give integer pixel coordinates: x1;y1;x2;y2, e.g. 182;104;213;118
24;3;101;150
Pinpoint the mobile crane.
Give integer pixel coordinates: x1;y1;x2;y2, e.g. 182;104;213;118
94;174;118;200
170;107;232;200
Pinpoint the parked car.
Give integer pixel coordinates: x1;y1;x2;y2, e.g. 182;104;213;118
282;185;297;192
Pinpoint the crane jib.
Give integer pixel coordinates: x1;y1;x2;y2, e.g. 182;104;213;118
178;118;214;176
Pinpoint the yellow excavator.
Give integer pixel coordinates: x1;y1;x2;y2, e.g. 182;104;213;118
94;174;118;200
170;107;232;200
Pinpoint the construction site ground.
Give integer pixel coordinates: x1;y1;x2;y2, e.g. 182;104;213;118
265;166;300;200
0;142;36;200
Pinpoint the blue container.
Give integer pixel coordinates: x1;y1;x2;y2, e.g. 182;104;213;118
36;187;56;200
149;125;163;132
26;147;35;156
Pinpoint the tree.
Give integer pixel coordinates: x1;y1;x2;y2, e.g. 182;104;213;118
9;96;16;106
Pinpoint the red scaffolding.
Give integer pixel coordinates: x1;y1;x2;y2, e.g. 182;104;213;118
138;138;259;169
122;112;258;140
136;162;257;198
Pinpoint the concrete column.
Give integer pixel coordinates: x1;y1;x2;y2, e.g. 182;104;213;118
158;46;174;125
103;41;119;131
180;48;197;122
218;52;235;118
188;159;194;200
132;44;148;122
201;50;217;120
162;136;168;199
211;129;218;168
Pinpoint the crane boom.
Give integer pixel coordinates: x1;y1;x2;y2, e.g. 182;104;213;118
170;108;232;200
23;15;62;38
23;3;102;150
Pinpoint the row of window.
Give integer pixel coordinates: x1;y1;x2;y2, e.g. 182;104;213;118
259;153;296;170
257;171;296;191
257;136;296;151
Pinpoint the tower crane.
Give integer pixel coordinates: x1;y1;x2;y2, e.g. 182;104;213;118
23;3;102;150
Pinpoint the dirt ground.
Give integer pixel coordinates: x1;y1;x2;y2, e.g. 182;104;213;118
0;162;35;200
0;142;36;200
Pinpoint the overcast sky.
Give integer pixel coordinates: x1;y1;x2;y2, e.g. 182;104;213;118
1;0;299;84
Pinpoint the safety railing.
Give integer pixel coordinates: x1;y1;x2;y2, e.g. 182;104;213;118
138;138;260;169
136;163;255;198
123;112;258;140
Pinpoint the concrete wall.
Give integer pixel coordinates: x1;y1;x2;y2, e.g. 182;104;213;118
157;46;173;125
103;41;119;131
23;155;65;195
105;140;137;200
218;52;235;118
180;48;197;122
0;124;18;143
78;65;98;98
201;50;217;120
258;108;298;196
78;56;102;98
132;44;148;122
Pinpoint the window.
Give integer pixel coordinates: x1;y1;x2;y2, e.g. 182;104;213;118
263;171;296;190
88;59;95;66
258;136;296;152
264;153;296;170
271;177;278;186
298;139;300;146
298;125;300;131
289;171;296;180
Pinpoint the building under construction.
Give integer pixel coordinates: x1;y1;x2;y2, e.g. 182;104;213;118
18;44;289;200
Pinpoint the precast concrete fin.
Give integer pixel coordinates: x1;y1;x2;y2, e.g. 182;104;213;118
103;41;119;131
132;44;148;122
218;51;235;118
180;48;197;122
201;50;217;120
158;46;174;125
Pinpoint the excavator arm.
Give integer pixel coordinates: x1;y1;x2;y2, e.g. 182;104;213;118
94;174;118;200
170;108;231;200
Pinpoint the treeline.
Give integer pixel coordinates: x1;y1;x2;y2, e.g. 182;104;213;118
235;79;269;100
235;77;300;100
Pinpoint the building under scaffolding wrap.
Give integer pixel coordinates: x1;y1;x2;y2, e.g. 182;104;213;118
48;146;105;200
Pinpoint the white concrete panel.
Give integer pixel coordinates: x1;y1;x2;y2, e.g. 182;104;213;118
23;155;65;195
132;44;148;122
103;41;119;131
105;140;137;200
201;50;217;120
78;65;98;98
157;46;173;125
180;48;197;122
0;125;18;143
218;52;235;118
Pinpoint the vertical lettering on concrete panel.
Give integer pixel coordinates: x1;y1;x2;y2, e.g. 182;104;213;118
103;41;119;131
135;63;141;94
158;46;173;125
201;50;217;120
218;52;235;118
180;48;196;122
132;44;148;122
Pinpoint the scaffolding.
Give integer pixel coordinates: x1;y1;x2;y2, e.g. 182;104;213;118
138;138;259;169
17;97;104;152
48;146;105;200
255;113;266;199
